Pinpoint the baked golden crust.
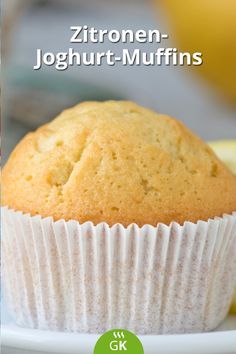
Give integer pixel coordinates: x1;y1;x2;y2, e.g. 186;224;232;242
2;101;236;226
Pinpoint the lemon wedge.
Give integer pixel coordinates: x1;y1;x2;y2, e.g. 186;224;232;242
231;298;236;314
208;140;236;174
208;140;236;315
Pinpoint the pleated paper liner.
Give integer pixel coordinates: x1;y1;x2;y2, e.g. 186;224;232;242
2;207;236;334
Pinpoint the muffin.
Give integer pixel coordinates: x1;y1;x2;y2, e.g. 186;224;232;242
2;101;236;334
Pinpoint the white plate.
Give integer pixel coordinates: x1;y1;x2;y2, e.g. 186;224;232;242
1;300;236;354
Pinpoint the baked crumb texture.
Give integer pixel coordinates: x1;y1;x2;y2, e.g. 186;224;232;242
2;101;236;226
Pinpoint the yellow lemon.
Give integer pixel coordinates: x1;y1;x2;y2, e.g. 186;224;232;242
158;0;236;103
208;140;236;314
231;297;236;314
208;140;236;174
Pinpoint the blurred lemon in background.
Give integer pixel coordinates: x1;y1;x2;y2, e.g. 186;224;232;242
208;140;236;174
158;0;236;103
231;297;236;314
209;140;236;315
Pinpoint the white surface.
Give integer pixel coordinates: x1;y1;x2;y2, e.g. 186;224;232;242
2;300;236;354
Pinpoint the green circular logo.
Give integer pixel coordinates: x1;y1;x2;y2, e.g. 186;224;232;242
94;329;144;354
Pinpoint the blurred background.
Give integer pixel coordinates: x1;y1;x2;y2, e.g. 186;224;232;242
2;0;236;163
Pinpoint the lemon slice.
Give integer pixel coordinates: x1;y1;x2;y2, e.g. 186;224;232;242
208;140;236;174
231;298;236;314
208;140;236;315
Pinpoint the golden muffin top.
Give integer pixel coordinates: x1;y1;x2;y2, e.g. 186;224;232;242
2;101;236;226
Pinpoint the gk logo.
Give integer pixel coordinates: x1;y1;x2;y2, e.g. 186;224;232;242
109;332;127;351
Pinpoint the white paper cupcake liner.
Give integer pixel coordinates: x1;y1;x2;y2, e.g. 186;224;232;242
2;207;236;334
